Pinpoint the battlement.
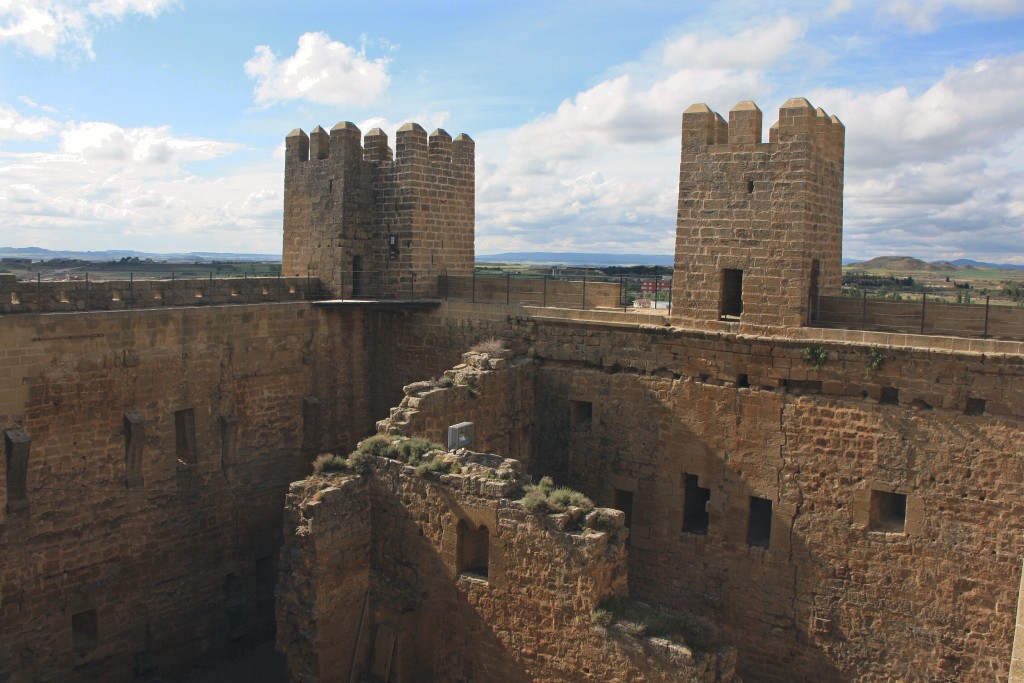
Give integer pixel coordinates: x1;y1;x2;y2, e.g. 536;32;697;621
682;98;844;162
285;121;474;167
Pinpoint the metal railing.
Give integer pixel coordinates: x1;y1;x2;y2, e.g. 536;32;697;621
811;292;1024;340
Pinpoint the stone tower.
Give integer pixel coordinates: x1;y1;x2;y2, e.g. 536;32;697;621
283;122;475;298
670;98;844;332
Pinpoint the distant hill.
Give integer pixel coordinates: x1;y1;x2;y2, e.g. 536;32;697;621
949;258;1024;271
846;256;1024;272
477;252;673;266
0;247;280;262
848;256;955;272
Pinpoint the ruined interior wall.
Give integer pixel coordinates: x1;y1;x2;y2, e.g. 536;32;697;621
365;302;523;424
0;302;373;682
279;453;738;683
276;476;371;683
380;349;535;465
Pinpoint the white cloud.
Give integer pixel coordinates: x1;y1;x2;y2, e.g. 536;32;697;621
879;0;1024;31
244;32;390;108
0;0;178;59
475;18;807;255
0;102;59;140
660;17;805;70
813;54;1024;261
60;121;239;172
0;114;283;252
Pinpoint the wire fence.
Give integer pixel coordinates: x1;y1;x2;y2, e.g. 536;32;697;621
812;292;1024;340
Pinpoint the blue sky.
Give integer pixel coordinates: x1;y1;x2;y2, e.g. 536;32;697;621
1;1;1023;262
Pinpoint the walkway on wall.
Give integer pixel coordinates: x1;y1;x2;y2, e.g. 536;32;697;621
311;299;441;311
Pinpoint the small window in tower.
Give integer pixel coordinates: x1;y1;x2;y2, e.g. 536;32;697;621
869;490;906;533
569;400;593;431
720;269;743;319
746;180;754;194
174;408;197;466
614;489;634;529
879;387;899;405
72;609;98;657
747;496;772;548
457;521;489;579
683;474;710;535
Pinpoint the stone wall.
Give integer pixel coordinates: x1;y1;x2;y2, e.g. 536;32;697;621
524;316;1024;682
0;302;374;682
371;301;1024;682
672;99;844;334
277;451;739;683
0;275;322;315
379;348;535;465
283;123;474;298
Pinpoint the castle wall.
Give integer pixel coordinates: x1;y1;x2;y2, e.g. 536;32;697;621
526;317;1023;682
373;301;1024;682
0;302;374;682
0;274;322;315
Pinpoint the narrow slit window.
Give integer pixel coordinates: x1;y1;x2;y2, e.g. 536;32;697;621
746;180;754;194
613;489;634;529
174;408;197;466
683;474;710;535
747;496;772;548
720;269;743;319
869;490;906;533
72;609;98;657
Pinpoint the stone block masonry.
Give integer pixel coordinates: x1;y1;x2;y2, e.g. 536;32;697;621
371;300;1024;682
283;122;474;299
672;99;844;334
277;449;740;683
0;302;378;682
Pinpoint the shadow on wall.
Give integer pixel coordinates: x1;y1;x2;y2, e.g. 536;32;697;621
530;364;996;682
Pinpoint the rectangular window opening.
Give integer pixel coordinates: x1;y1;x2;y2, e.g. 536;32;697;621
747;496;773;549
683;474;710;535
174;408;197;466
255;555;274;586
720;269;743;319
965;397;986;416
613;489;634;530
569;400;593;431
869;490;906;533
457;521;490;579
72;609;98;657
879;387;899;405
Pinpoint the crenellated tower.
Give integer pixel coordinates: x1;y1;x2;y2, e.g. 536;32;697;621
283;121;475;298
670;98;844;332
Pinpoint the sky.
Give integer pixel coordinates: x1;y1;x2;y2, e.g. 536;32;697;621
1;1;1023;263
